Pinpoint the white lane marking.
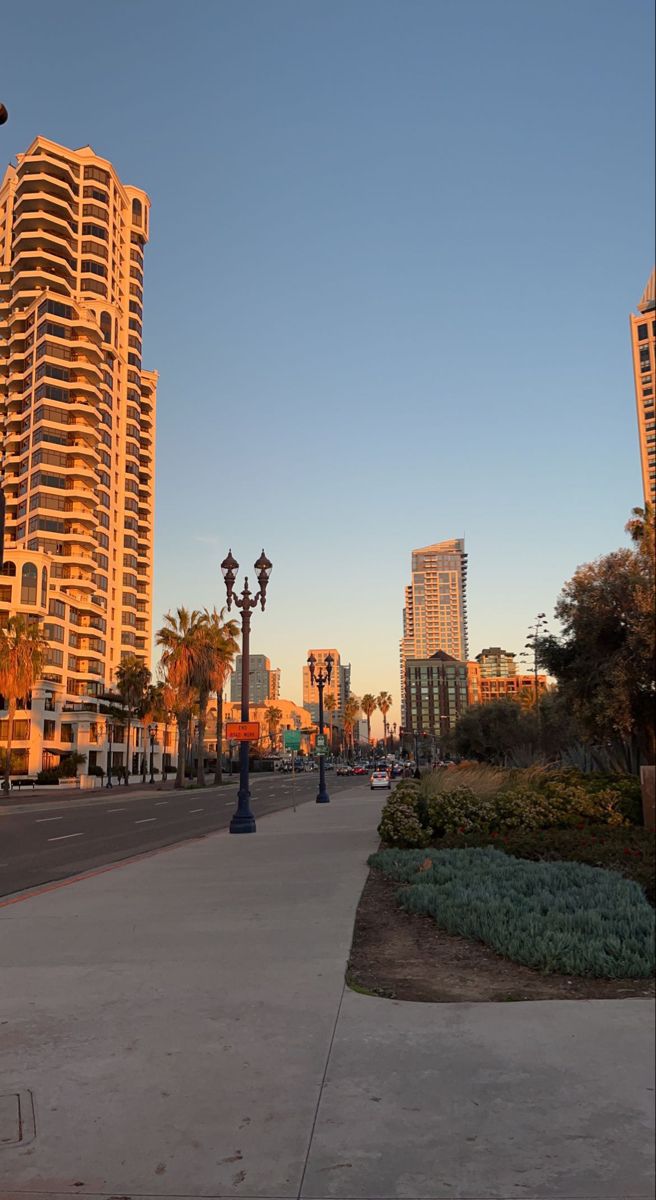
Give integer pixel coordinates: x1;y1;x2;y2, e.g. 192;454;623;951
48;833;84;842
135;818;156;824
154;801;168;807
189;808;203;813
106;807;127;813
35;816;64;823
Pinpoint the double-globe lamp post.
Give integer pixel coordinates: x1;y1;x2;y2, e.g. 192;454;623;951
148;723;158;785
307;652;333;805
221;549;273;834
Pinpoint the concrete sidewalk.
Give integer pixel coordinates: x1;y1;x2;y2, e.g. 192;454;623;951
1;786;653;1200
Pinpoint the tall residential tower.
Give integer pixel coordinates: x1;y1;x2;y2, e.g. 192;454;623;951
629;268;655;506
400;539;468;723
0;137;157;774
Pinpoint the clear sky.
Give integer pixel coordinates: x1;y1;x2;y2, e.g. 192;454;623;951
2;0;654;734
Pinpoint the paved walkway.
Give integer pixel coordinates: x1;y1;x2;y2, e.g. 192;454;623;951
0;787;653;1199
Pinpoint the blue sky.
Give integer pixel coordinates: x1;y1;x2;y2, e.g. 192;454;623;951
2;0;654;731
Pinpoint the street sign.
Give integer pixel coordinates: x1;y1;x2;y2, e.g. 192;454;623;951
283;730;301;751
226;721;260;742
315;734;327;755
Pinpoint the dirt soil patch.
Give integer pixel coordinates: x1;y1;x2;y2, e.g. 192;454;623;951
348;868;655;1003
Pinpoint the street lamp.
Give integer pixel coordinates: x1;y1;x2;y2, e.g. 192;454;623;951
105;721;114;788
221;548;272;834
525;611;549;727
307;652;333;804
148;723;157;784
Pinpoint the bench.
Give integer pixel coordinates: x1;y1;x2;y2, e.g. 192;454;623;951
1;778;36;792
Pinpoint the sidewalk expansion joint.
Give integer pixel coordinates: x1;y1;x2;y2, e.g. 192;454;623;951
296;979;347;1200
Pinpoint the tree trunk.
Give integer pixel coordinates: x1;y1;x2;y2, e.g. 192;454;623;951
125;717;131;784
197;690;208;787
175;716;185;788
214;694;224;786
366;715;371;746
3;699;15;792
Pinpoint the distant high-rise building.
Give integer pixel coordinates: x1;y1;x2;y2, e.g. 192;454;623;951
629;268;655;506
475;647;517;678
303;648;345;720
268;667;281;701
231;654;274;706
400;539;468;723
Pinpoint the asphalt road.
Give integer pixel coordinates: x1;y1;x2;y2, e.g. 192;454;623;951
0;770;368;899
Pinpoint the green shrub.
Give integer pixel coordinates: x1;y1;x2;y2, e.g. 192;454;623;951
369;847;655;978
36;769;60;785
433;827;655;906
377;787;429;848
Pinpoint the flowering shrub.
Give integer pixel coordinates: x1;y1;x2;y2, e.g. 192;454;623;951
377;770;636;848
369;847;655;978
377;785;430;848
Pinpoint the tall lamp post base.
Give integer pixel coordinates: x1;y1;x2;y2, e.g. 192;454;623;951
316;790;330;804
230;812;257;834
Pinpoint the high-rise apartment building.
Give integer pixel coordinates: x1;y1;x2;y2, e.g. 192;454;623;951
230;654;279;706
302;648;344;721
0;137;157;774
475;647;517;678
629;268;655;506
404;650;469;739
400;539;468;723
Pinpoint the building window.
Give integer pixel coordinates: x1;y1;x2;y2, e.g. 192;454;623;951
131;198;143;226
638;323;648;341
41;567;48;608
1;561;16;577
21;562;38;605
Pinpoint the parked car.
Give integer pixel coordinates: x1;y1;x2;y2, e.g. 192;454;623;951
370;769;391;790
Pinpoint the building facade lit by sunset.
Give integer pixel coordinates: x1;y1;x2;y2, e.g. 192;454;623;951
466;661;548;706
629;268;656;506
400;539;468;723
0;137;157;775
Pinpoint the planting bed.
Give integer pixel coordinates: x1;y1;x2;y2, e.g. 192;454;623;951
348;868;656;1003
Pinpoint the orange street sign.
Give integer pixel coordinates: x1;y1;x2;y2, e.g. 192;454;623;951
226;721;260;742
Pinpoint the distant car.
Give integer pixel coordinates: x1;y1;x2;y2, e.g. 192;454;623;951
353;765;367;775
370;770;391;790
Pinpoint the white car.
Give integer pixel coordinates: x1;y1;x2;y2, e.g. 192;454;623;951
370;770;391;790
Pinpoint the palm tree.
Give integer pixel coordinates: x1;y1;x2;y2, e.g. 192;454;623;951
0;616;47;791
376;691;393;751
360;693;377;750
156;607;206;789
343;695;361;761
115;655;151;783
264;705;283;751
139;681;168;781
324;692;337;753
204;607;240;787
626;502;654;559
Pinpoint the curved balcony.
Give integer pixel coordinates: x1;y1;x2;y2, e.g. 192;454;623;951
19;155;79;190
16;169;77;205
11;267;70;297
14;188;77;224
12;209;75;243
13;230;77;268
